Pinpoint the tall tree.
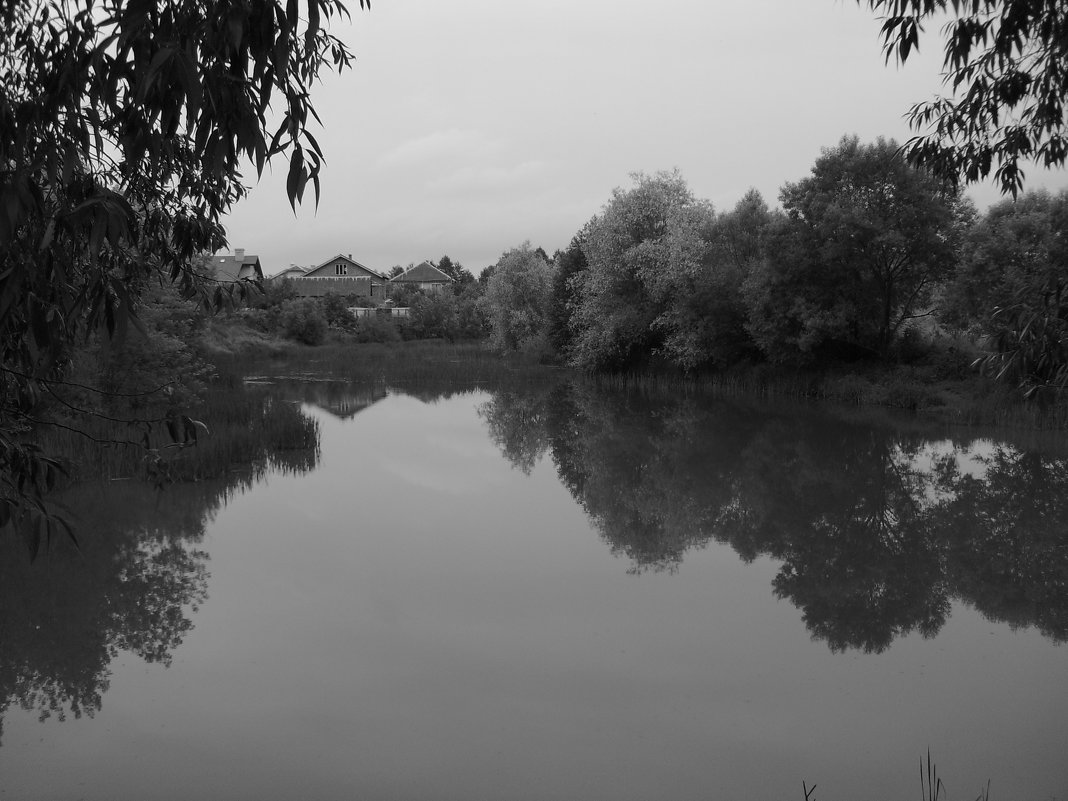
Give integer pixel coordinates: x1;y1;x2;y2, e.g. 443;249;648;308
435;254;475;294
479;242;554;354
1;0;363;539
864;0;1068;195
746;136;961;361
568;170;697;372
941;189;1068;330
545;230;590;361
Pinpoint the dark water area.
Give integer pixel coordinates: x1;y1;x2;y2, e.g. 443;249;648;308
2;367;1066;800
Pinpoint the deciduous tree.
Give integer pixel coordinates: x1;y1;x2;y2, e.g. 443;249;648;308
1;0;363;542
568;170;696;371
865;0;1068;195
745;136;961;361
480;243;554;355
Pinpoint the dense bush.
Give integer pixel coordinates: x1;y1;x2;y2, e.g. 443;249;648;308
280;299;328;345
354;314;401;343
406;291;460;340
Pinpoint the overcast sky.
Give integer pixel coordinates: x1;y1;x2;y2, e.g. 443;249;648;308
220;0;1068;277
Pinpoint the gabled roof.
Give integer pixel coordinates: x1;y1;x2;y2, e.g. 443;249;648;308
305;253;386;280
211;253;263;282
270;265;308;280
390;261;454;283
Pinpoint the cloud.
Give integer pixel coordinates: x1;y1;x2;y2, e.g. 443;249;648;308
376;128;500;168
425;160;552;194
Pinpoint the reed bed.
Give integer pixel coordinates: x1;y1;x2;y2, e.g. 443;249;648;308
35;379;320;485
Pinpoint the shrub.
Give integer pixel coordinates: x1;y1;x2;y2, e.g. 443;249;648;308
280;299;328;345
354;314;401;343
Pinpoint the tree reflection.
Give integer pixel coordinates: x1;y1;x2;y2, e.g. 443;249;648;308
0;389;321;742
481;379;1068;652
935;446;1068;642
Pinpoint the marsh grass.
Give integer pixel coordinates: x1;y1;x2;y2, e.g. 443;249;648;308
36;375;320;484
594;362;1068;431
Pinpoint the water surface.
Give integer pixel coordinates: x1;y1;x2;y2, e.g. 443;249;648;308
2;374;1066;800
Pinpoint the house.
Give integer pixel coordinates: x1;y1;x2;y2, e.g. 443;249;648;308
290;253;388;299
211;248;264;282
270;264;308;281
389;261;455;294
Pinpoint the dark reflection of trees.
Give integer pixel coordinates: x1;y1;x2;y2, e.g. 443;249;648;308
732;422;951;653
0;385;321;743
479;388;553;475
935;447;1068;642
480;379;1068;652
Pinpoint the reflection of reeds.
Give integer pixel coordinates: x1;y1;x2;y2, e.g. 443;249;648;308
36;378;320;483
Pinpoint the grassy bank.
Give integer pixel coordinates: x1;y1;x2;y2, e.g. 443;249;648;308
197;314;1068;430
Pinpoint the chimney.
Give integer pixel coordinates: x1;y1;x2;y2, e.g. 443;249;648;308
235;248;245;261
348;253;352;259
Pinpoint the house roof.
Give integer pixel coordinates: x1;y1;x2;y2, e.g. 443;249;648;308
305;253;386;280
270;265;308;279
211;253;263;282
391;261;454;283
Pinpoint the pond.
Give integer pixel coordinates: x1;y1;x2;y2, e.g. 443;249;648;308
2;365;1066;800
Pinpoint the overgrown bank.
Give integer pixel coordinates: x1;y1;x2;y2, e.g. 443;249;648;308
197;310;1068;431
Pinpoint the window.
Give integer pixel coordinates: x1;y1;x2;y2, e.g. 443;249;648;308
335;263;347;275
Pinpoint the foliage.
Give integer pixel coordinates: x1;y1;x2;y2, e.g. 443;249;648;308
320;292;360;332
865;0;1068;195
941;189;1068;396
651;193;763;370
1;0;362;540
354;313;401;344
387;281;422;307
280;299;328;346
480;242;554;355
454;283;490;340
565;171;758;372
940;189;1068;328
251;278;298;311
546;232;589;361
406;291;460;341
435;254;477;294
568;170;696;371
745;136;961;361
975;281;1068;397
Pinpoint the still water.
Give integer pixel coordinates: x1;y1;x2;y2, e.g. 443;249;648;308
2;372;1066;800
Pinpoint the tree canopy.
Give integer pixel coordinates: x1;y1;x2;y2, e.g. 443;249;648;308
568;170;700;371
480;242;554;355
865;0;1068;195
745;136;961;360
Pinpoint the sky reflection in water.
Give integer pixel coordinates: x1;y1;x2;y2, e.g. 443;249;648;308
1;377;1066;801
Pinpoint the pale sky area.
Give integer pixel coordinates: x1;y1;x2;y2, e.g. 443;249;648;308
221;0;1068;277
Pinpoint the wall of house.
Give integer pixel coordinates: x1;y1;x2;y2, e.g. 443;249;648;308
291;277;384;298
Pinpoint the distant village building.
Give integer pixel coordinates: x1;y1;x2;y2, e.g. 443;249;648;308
285;254;388;299
270;264;308;281
211;248;264;282
389;261;454;294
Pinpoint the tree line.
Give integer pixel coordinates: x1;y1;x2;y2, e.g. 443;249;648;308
479;136;1068;393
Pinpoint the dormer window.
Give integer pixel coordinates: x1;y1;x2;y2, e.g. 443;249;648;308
336;263;347;275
